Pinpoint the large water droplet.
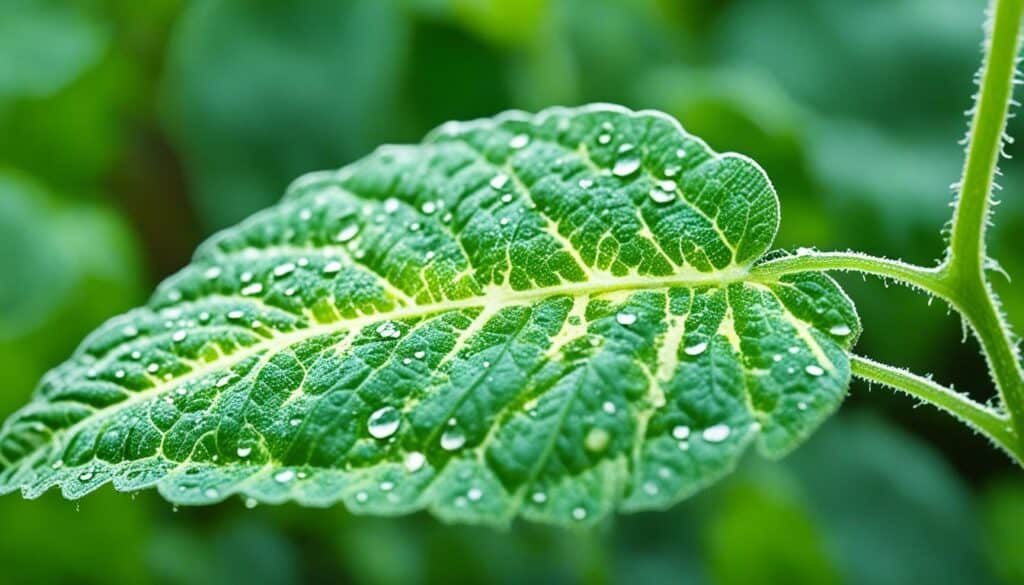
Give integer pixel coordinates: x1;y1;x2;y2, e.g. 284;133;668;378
702;423;731;443
404;451;426;472
440;426;466;451
613;151;641;177
367;406;401;439
649;188;675;204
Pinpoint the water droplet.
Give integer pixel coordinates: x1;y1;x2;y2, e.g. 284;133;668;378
509;134;529;149
579;178;594;189
798;402;808;411
367;406;401;439
684;341;708;356
404;451;426;472
147;363;159;373
613;155;641;177
172;330;188;343
204;267;222;279
115;369;126;379
702;423;731;443
467;487;483;501
79;471;94;481
788;346;800;354
216;375;232;388
122;325;139;338
376;321;401;339
616;312;637;326
532;491;547;504
273;262;296;278
380;481;395;492
383;198;400;214
672;425;690;440
649;188;675;204
289;418;302;427
274;469;296;483
490;174;509;189
664;165;681;177
440;426;466;451
602;401;616;414
356;491;368;503
336;224;360;242
659;180;677;191
772;354;783;362
244;497;258;509
241;283;263;296
644;481;659;495
414;350;426;359
130;351;141;360
227;310;244;320
805;364;825;377
236;446;252;458
421;201;437;215
499;217;510;226
204;488;219;498
323;261;342;274
597;133;611;145
675;148;686;158
572;507;587;520
829;324;852;336
585;428;610;452
51;460;64;470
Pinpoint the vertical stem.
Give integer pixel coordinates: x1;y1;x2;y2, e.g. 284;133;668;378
946;0;1024;447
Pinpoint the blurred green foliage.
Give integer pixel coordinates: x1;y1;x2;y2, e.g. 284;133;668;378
1;0;1022;582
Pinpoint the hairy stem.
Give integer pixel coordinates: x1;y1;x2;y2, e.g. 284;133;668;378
851;355;1021;463
945;0;1024;447
751;252;953;300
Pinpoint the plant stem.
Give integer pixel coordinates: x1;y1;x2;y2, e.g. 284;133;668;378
752;252;953;300
851;355;1021;463
944;0;1024;447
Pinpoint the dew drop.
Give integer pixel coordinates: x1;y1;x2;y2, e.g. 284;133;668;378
384;198;400;213
274;470;296;483
227;310;244;320
672;425;690;440
798;402;808;411
829;324;852;336
216;375;232;388
649;188;675;204
323;261;343;274
240;271;253;283
413;350;426;360
664;165;681;177
367;406;401;439
616;312;637;326
236;446;252;458
376;321;401;339
244;497;258;509
172;330;188;343
597;133;611;145
676;148;686;158
273;262;296;277
467;487;483;501
440;426;466;451
79;471;94;481
404;451;426;472
613;152;641;177
204;488;219;499
421;201;437;215
684;341;708;356
241;283;263;296
355;491;368;503
509;134;530;149
643;481;659;495
490;174;509;189
579;178;594;189
702;423;731;443
380;481;394;492
572;507;587;521
204;267;222;280
122;325;139;337
805;364;825;377
532;491;547;504
336;224;360;243
115;369;126;379
602;401;616;414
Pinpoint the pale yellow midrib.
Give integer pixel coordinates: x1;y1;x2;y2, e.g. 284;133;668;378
19;264;753;471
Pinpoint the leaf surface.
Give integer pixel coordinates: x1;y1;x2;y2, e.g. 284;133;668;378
0;104;859;526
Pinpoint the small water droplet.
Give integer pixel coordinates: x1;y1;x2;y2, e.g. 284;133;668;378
79;471;94;481
273;262;296;277
440;426;466;451
376;321;401;339
572;507;587;520
204;488;219;499
336;224;360;243
597;133;611;144
664;164;681;177
684;341;708;356
244;497;258;509
414;350;426;359
323;261;342;274
490;174;509;189
241;283;263;296
404;451;426;472
616;312;637;326
602;401;616;414
798;402;808;411
227;310;244;320
467;487;483;501
172;330;187;343
672;425;690;440
532;491;547;504
829;324;852;336
702;423;731;443
204;267;222;280
368;406;401;439
499;217;510;226
644;481;659;495
384;198;400;214
509;134;529;149
579;178;594;189
356;491;368;503
675;148;686;158
421;201;437;215
236;446;252;458
380;481;395;492
649;188;675;204
772;354;783;362
805;364;825;377
274;469;296;483
788;346;800;354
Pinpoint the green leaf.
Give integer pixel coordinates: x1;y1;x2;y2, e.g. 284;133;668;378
0;104;859;526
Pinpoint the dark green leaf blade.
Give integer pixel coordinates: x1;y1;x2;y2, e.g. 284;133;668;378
0;104;859;526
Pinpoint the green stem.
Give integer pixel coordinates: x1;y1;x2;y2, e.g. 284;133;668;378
945;0;1024;447
752;252;952;300
851;355;1021;463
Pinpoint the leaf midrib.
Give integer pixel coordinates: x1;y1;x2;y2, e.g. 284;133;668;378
16;264;756;470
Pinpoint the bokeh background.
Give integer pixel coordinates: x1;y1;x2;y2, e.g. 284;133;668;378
2;0;1023;583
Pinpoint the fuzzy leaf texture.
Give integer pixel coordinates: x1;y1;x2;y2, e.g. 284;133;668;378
0;105;860;526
